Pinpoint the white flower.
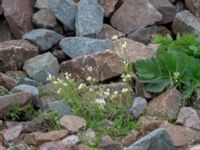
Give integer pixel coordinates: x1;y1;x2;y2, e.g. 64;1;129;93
87;66;93;72
122;42;128;49
112;35;118;40
95;98;106;109
86;76;92;82
114;91;118;95
121;88;129;93
103;88;110;97
65;72;72;80
57;88;62;94
121;73;131;82
47;74;54;81
78;83;86;90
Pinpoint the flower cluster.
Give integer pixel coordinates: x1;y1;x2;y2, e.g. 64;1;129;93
121;73;132;83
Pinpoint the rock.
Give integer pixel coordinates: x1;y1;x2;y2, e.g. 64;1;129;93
125;128;175;150
147;88;182;120
3;124;22;142
98;24;125;39
121;130;139;147
32;9;58;29
23;130;69;146
60;50;124;81
98;0;118;17
8;143;33;150
0;73;17;90
175;0;186;13
130;97;147;118
76;0;104;37
99;135;121;150
185;0;200;18
39;142;59;150
81;128;96;146
161;123;200;148
44;101;73;117
109;38;155;63
23;29;63;52
5;71;27;81
18;78;42;87
149;0;177;24
52;50;68;62
77;144;99;150
0;20;12;42
190;144;200;150
172;10;200;35
34;0;48;9
0;146;6;150
48;0;77;30
59;115;86;133
127;26;157;45
11;84;40;107
0;92;32;118
110;0;162;34
59;37;112;58
176;107;200;130
2;0;33;38
0;40;39;72
23;52;60;83
59;135;80;147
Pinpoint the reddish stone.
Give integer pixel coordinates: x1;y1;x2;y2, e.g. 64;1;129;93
2;0;33;38
0;40;39;72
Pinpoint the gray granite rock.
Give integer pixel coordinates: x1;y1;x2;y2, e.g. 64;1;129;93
23;29;63;52
44;101;73;117
18;78;42;87
59;37;112;58
23;52;60;83
128;26;157;44
32;9;58;29
172;10;200;35
125;128;175;150
48;0;77;30
75;0;104;37
11;84;40;107
34;0;49;9
130;97;147;118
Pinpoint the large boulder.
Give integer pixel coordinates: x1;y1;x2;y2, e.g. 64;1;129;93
75;0;104;37
0;40;39;72
2;0;33;38
60;50;124;81
109;38;155;63
185;0;200;18
0;92;32;118
34;0;49;9
32;9;58;29
23;52;60;83
125;128;175;150
98;0;118;17
23;29;63;52
48;0;77;30
59;37;112;58
11;84;40;107
148;0;177;24
146;88;182;120
172;10;200;35
111;0;162;34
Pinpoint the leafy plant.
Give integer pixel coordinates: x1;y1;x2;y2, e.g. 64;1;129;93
47;65;139;145
154;34;200;58
0;86;9;96
39;110;61;130
10;103;23;121
135;50;200;100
